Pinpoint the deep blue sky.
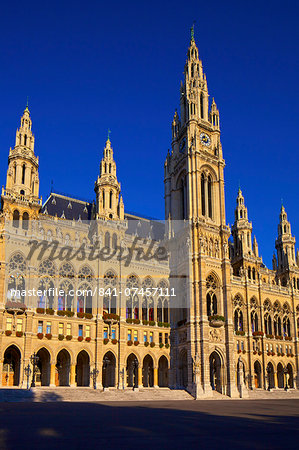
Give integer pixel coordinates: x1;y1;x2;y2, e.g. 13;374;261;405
0;0;298;267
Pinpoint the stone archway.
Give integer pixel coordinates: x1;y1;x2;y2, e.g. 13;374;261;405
266;362;275;389
178;350;188;388
76;350;90;387
210;351;222;393
254;360;262;388
287;363;294;388
56;349;71;386
102;351;116;388
126;353;138;388
3;345;21;386
36;348;51;386
142;355;154;387
158;355;169;387
277;363;284;388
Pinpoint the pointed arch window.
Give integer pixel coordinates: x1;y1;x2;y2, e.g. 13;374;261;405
109;191;113;209
208;176;212;219
201;173;205;216
200;92;204;119
13;210;20;228
22;164;26;184
22;212;29;230
24;135;27;146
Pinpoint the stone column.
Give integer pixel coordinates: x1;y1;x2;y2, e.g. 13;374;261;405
153;367;158;388
138;366;143;388
50;364;56;387
70;364;76;387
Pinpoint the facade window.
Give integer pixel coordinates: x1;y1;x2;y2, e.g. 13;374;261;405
127;329;132;341
17;318;23;332
165;333;169;344
13;210;20;228
241;341;244;351
237;341;240;351
86;325;90;338
59;323;64;335
46;322;51;334
201;174;205;216
143;332;147;343
104;327;108;339
208;176;212;219
66;323;71;336
78;324;83;337
6;317;12;331
150;332;153;343
133;330;138;342
159;332;162;344
234;309;243;332
111;328;116;340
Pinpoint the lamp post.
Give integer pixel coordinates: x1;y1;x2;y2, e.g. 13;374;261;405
283;367;288;391
132;359;139;389
90;367;99;390
30;352;39;388
24;364;32;390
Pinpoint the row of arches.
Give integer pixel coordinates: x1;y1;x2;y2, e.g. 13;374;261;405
12;210;29;229
2;345;169;388
253;360;294;389
233;295;294;337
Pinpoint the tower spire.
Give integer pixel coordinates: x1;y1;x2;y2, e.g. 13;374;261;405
94;137;124;220
190;23;195;42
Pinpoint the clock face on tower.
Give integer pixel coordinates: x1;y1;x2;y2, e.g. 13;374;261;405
179;138;186;153
200;132;211;147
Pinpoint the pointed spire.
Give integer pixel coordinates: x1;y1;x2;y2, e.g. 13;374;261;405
190;23;195;43
107;128;111;143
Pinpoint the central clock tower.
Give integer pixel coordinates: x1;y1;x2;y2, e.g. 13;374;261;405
165;28;238;397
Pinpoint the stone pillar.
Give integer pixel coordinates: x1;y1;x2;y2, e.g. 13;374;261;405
50;364;56;387
138;367;143;388
153;367;158;388
70;364;76;387
0;358;3;387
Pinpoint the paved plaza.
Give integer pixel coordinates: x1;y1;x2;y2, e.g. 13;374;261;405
0;394;298;449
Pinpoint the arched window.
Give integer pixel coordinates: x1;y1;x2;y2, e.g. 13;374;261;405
283;316;291;337
201;173;205;216
109;191;113;209
105;232;110;248
234;309;243;332
102;190;105;208
38;259;56;310
7;253;27;303
251;311;258;332
248;267;251;279
13;210;20;228
112;233;117;249
208;176;212;219
191;64;194;77
24;135;27;146
264;314;272;335
200;92;204;119
22;164;26;184
22;212;29;230
206;274;217;316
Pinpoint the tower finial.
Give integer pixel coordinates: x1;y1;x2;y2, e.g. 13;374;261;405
190;22;195;42
24;96;29;112
107;128;111;142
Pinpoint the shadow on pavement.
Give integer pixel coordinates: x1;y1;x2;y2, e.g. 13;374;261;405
0;399;298;449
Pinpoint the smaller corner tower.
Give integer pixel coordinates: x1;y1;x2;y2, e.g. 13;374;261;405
275;205;296;279
2;104;41;219
94;136;124;220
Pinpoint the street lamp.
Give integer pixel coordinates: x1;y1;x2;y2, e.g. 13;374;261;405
132;359;139;389
30;352;39;388
24;364;32;390
90;367;99;390
283;367;288;391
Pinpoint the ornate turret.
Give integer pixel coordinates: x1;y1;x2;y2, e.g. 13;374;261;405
94;136;124;220
275;205;296;270
2;104;41;219
231;189;253;257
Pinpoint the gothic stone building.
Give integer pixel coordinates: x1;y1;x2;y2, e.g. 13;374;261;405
0;32;298;396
